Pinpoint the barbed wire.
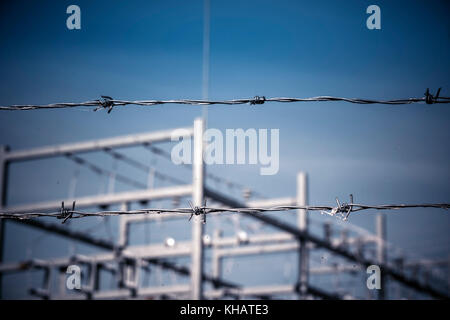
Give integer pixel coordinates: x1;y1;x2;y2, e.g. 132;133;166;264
1;196;448;223
1;89;448;111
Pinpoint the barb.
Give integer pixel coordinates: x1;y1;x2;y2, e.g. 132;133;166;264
0;197;448;223
188;199;207;224
321;194;354;221
250;96;266;105
1;89;449;111
57;201;76;224
424;88;443;105
94;96;114;113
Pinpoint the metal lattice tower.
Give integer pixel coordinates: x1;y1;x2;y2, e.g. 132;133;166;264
0;118;448;300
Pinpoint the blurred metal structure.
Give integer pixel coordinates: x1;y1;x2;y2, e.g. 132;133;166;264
0;118;448;300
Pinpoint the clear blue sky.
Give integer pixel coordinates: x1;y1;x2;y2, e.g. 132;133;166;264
0;0;449;298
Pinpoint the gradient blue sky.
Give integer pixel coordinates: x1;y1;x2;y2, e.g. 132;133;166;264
0;0;449;298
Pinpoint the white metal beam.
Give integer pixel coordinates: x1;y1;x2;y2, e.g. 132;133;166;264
3;184;193;213
4;128;193;162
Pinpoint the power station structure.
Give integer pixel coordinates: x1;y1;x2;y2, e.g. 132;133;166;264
0;118;448;300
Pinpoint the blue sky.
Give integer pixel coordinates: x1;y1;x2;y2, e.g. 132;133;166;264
0;0;449;298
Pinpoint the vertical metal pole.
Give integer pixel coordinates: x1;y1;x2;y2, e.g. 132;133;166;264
340;229;349;249
376;213;387;300
448;255;450;297
147;167;155;189
447;255;450;297
394;257;404;299
212;229;222;280
59;267;67;298
0;145;9;298
118;202;130;289
118;202;130;248
297;172;308;298
43;267;52;298
191;118;204;299
94;264;101;292
87;262;98;294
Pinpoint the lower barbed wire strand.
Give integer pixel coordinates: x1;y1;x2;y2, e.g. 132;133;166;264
0;203;448;222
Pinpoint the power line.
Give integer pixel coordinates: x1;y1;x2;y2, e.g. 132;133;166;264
67;150;187;190
1;198;448;222
103;147;186;186
144;144;267;199
104;145;264;199
1;89;448;111
65;153;147;190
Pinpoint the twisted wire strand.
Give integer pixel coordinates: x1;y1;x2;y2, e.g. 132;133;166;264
1;202;448;222
1;93;449;111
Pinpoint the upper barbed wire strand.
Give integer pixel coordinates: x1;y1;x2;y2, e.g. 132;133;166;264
1;92;450;111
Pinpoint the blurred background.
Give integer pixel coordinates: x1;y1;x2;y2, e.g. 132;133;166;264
0;0;448;299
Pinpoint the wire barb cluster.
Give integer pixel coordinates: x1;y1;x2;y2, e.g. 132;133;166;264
321;194;354;220
94;96;115;113
1;88;449;111
57;201;76;224
188;199;207;224
0;196;448;224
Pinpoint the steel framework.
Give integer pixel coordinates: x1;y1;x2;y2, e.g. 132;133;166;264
0;118;448;300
